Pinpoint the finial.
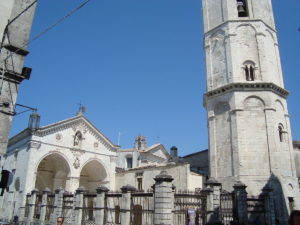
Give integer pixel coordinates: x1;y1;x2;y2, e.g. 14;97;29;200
76;102;86;115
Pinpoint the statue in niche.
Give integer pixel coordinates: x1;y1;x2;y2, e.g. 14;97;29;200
74;131;82;147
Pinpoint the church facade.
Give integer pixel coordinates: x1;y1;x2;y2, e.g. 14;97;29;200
0;114;204;220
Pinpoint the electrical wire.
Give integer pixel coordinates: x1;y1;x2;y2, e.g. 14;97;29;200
0;0;91;65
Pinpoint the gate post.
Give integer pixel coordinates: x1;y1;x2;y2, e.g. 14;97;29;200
233;181;248;224
95;186;109;225
26;189;39;225
51;187;64;224
204;178;222;223
153;170;174;225
262;186;276;225
121;184;136;225
73;187;85;225
40;188;51;225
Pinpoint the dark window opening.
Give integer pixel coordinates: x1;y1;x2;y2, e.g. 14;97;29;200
278;126;284;142
237;0;248;17
245;65;255;81
288;197;294;211
137;178;143;191
126;157;133;168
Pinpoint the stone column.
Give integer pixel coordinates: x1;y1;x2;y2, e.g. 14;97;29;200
233;181;248;224
27;189;39;225
73;187;85;225
262;186;276;225
153;171;174;225
95;186;109;225
19;193;30;223
39;188;51;225
204;178;222;223
120;184;136;225
51;187;64;224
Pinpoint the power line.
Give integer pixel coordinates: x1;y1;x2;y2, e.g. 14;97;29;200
0;0;92;65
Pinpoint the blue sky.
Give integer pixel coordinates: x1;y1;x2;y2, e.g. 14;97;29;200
10;0;300;156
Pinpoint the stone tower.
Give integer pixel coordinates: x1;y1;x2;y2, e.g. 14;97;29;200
202;0;300;217
0;0;36;156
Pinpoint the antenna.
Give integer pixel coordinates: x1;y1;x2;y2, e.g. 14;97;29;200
117;132;126;146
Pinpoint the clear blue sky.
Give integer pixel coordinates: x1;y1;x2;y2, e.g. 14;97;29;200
10;0;300;156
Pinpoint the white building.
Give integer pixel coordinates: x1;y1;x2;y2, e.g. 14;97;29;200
0;113;204;220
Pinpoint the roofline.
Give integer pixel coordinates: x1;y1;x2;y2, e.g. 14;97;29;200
293;141;300;147
8;128;32;147
182;149;208;158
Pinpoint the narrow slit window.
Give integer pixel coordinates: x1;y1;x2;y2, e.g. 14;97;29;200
237;0;249;17
278;126;284;142
249;66;255;81
245;66;250;81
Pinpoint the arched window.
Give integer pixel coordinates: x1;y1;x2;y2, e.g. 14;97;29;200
278;125;284;142
244;62;255;81
74;131;82;147
237;0;249;17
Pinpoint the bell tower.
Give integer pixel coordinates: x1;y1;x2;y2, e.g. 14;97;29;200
202;0;300;217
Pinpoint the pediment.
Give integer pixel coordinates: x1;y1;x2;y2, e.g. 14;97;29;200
33;115;118;152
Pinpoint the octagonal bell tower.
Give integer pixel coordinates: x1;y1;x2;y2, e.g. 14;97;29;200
202;0;300;218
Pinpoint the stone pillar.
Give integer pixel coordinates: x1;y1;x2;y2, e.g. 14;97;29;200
204;178;222;223
120;184;136;225
262;186;276;225
26;189;39;225
73;187;85;225
95;186;109;225
233;181;248;224
19;193;30;223
153;171;174;225
51;187;64;224
39;188;51;225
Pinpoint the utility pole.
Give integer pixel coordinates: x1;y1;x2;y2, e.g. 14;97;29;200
0;0;37;158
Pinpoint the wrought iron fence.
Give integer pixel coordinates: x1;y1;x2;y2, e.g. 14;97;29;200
24;194;31;218
220;191;234;225
33;193;42;219
62;193;74;224
82;193;96;225
173;190;206;225
105;192;122;225
247;197;265;225
131;191;154;225
44;193;55;222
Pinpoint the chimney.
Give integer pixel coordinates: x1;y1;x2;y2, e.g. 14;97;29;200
170;146;178;158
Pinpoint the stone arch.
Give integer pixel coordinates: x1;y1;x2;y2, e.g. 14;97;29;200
244;96;265;110
214;102;230;115
275;99;285;113
79;159;108;192
35;153;71;191
235;23;258;34
209;29;227;88
235;24;259;80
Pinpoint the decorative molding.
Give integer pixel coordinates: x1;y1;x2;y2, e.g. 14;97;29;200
34;116;117;152
73;157;80;169
27;141;41;150
55;133;62;141
205;82;289;100
71;148;85;157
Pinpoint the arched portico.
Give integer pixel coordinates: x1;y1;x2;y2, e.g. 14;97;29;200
79;160;108;192
35;153;71;191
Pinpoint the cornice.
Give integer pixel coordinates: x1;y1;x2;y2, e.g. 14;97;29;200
204;82;289;100
204;19;276;37
32;115;118;152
